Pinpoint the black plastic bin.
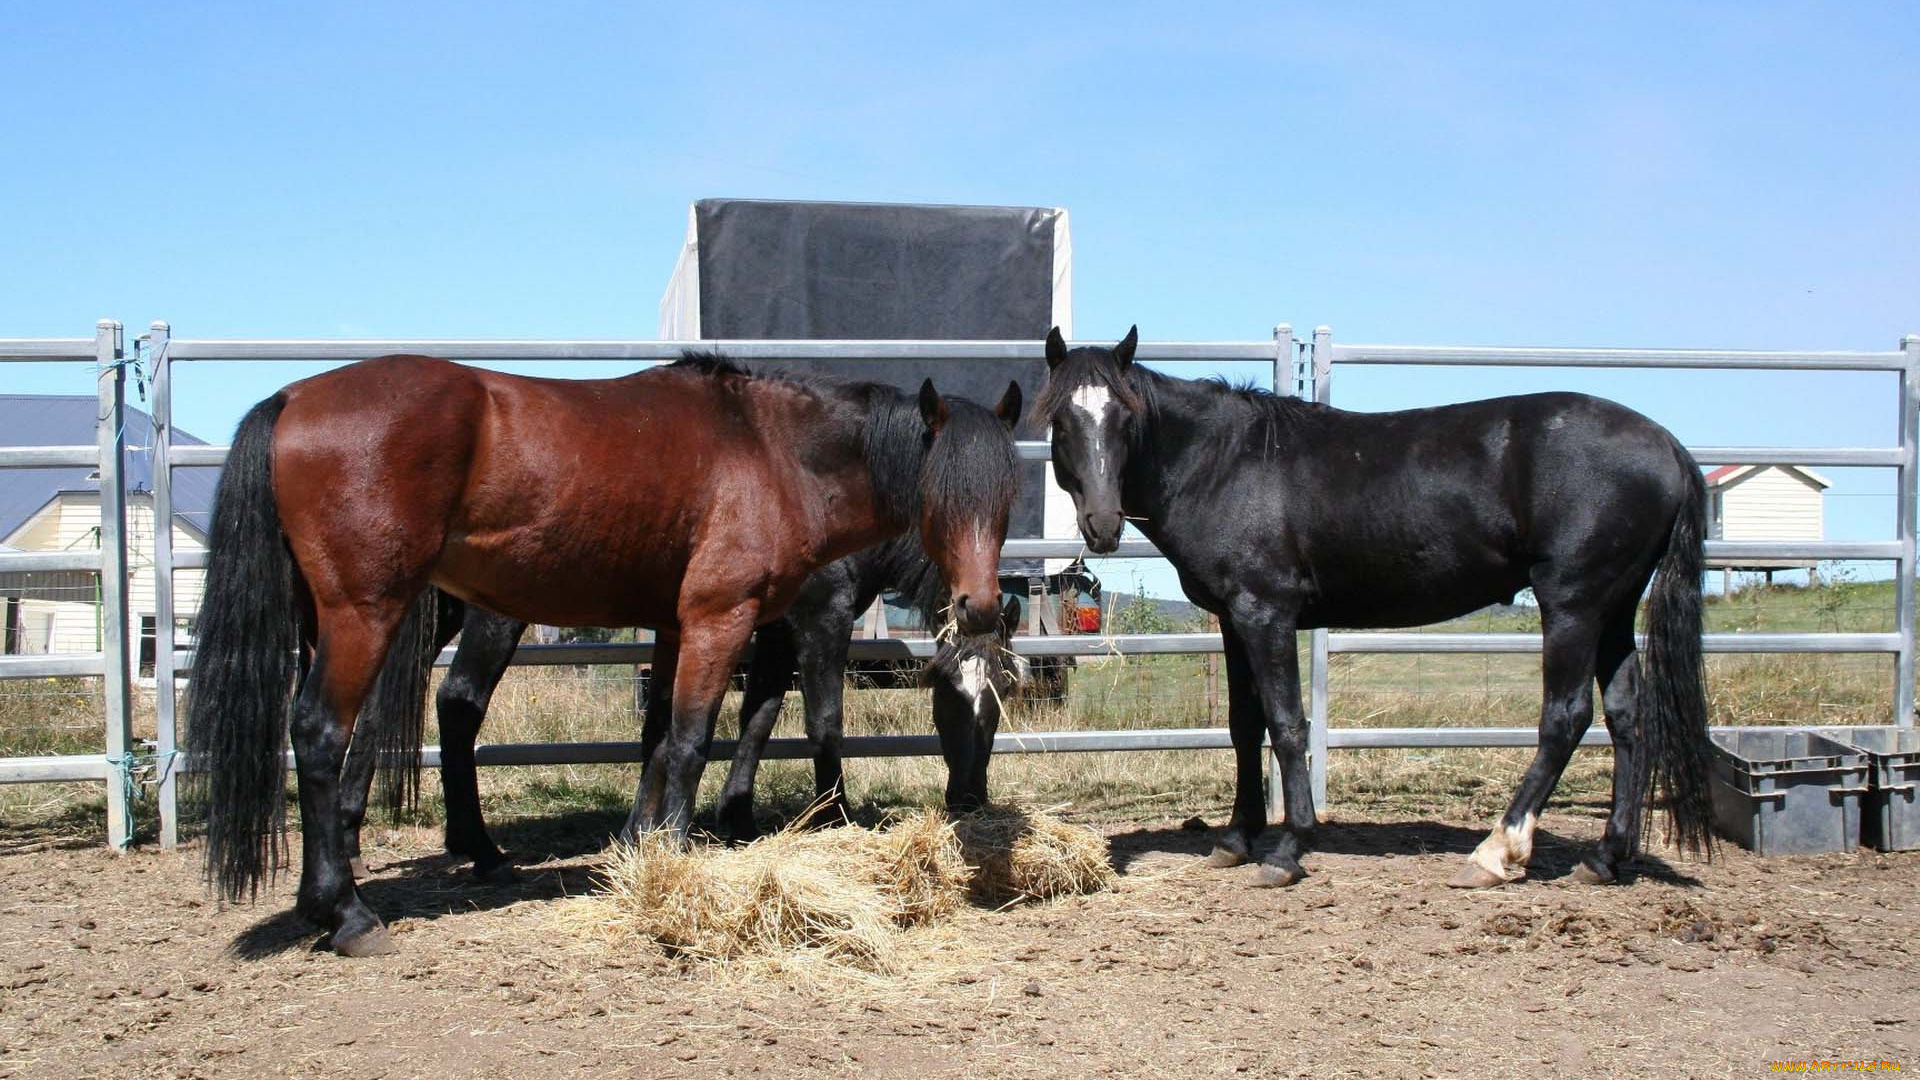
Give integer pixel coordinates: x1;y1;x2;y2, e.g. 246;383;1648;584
1709;730;1869;856
1817;727;1920;852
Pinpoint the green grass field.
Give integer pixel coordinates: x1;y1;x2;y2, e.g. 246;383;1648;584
1;577;1907;846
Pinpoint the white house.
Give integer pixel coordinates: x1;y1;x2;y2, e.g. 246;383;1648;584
0;395;216;673
1704;463;1831;582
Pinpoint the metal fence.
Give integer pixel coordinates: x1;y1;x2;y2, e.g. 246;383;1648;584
0;321;1914;848
0;321;138;847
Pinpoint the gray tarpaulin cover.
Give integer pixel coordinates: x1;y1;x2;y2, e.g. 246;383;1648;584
659;199;1075;560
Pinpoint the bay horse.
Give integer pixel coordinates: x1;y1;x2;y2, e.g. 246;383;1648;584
185;351;1021;955
1032;328;1713;889
337;536;1026;882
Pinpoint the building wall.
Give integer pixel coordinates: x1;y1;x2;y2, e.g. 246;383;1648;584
4;492;207;656
1714;468;1824;543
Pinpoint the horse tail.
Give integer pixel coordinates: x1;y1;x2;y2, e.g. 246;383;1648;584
1641;452;1714;858
365;587;442;818
183;393;299;903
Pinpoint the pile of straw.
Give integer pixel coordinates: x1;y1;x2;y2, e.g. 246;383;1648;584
952;806;1118;904
563;805;1114;973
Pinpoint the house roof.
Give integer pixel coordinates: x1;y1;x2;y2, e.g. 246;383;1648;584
1703;463;1833;490
0;395;218;541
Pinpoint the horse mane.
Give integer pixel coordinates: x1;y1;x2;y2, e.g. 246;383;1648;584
667;349;752;378
861;385;1017;533
671;349;1016;535
1032;349;1318;456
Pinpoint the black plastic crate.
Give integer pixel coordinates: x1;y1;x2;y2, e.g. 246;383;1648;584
1816;727;1920;852
1709;730;1869;856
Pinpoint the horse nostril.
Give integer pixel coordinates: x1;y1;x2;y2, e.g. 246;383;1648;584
953;595;970;622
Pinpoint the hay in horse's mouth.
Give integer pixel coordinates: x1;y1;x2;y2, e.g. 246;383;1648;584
559;805;1115;976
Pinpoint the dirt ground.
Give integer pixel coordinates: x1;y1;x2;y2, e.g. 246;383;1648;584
2;806;1916;1080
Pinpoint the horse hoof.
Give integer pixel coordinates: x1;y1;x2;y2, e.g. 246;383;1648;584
1203;846;1248;869
1570;859;1618;886
473;860;520;885
331;923;396;958
1251;860;1306;888
1447;862;1511;890
348;857;371;883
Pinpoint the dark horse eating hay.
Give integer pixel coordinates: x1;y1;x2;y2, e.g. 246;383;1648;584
185;351;1020;955
1033;328;1712;889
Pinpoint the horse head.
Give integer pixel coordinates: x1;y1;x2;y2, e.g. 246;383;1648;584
1034;326;1142;554
915;379;1023;634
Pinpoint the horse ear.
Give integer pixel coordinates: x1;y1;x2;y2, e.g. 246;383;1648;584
1113;325;1138;369
1045;326;1068;369
918;378;948;432
999;596;1022;635
995;380;1023;430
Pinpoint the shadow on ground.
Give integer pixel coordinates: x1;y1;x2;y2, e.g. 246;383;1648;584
1103;816;1702;888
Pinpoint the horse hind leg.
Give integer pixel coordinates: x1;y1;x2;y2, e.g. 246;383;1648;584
1449;602;1600;889
337;589;447;883
1571;609;1645;885
715;621;797;842
292;601;410;956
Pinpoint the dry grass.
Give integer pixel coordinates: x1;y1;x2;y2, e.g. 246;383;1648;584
560;805;1112;977
953;805;1119;904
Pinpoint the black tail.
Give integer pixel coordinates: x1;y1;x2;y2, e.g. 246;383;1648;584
183;395;299;903
364;588;441;818
1642;457;1714;858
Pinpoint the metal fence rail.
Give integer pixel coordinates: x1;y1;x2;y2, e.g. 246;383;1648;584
1299;327;1920;813
2;322;1914;853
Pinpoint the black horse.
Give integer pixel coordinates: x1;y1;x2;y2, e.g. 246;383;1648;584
1032;328;1713;888
340;535;1026;880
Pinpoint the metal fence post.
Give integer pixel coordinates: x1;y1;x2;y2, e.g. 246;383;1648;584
1898;334;1919;727
1308;326;1333;816
1259;325;1298;821
95;319;136;849
149;321;181;845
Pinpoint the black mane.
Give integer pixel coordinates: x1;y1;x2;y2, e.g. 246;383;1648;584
1130;365;1320;453
675;349;1016;536
667;349;752;378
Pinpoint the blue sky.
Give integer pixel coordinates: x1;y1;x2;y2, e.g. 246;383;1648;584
3;1;1915;596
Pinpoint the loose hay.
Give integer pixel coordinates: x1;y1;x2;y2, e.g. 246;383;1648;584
561;805;1114;974
953;805;1120;904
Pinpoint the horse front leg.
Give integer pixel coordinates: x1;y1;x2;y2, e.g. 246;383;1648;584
1204;619;1269;868
630;607;758;842
1234;608;1314;887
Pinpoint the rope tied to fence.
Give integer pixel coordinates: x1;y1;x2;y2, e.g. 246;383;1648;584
103;745;178;849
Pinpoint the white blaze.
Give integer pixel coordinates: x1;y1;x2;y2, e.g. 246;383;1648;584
959;656;991;720
1070;384;1113;477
